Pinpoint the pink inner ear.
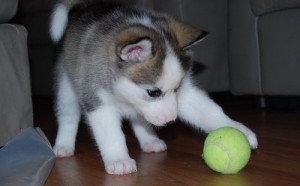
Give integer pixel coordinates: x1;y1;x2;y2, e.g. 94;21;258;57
128;46;142;53
121;39;152;62
127;46;143;61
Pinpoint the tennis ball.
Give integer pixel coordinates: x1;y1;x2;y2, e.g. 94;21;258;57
202;127;251;174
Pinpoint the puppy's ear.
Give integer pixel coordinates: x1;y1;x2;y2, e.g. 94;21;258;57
168;18;208;50
120;38;152;62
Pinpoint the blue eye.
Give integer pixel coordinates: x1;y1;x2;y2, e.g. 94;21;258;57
146;88;162;98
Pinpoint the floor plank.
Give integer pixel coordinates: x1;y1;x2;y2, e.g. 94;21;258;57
33;96;300;186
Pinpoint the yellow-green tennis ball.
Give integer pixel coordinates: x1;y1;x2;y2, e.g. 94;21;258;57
202;127;251;174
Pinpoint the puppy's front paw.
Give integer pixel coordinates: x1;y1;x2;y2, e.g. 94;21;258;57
232;124;258;149
53;145;74;157
105;159;137;175
142;139;167;153
243;129;258;149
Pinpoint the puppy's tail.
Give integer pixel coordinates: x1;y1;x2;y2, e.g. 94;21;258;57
49;0;80;43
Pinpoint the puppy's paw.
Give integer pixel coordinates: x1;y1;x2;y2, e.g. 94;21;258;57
105;159;137;175
232;123;258;149
142;139;167;153
53;145;74;157
243;129;258;149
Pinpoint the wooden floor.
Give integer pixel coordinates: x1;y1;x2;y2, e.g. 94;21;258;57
33;95;300;186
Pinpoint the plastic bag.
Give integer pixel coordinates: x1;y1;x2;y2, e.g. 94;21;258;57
0;127;55;186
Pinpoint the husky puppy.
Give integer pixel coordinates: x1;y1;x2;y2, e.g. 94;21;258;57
50;0;257;175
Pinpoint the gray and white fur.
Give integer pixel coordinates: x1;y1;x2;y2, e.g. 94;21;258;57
50;0;258;175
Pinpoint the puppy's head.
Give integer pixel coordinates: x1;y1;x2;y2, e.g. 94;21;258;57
113;16;207;126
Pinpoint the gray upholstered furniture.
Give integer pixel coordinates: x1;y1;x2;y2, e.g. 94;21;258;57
16;0;300;98
0;0;33;146
229;0;300;96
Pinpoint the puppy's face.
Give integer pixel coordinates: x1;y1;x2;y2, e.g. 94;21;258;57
140;53;184;125
113;18;207;126
115;45;184;125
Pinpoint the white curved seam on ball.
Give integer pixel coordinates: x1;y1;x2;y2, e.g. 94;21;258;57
206;142;233;172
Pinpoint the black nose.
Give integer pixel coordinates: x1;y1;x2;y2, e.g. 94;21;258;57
165;120;176;126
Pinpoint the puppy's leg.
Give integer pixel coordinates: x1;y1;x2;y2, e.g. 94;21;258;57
177;77;258;149
87;106;137;175
54;68;81;157
131;118;167;153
